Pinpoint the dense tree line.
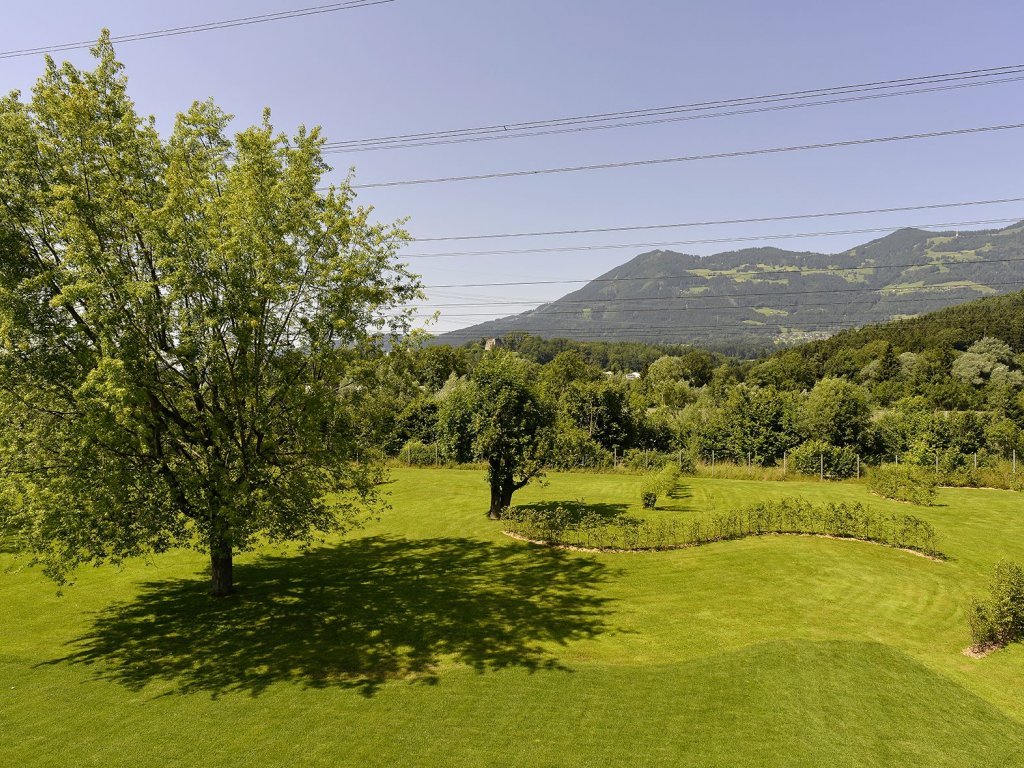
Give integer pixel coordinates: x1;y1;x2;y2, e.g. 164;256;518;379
394;294;1024;508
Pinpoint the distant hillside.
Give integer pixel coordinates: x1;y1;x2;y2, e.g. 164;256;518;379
437;222;1024;353
785;289;1024;360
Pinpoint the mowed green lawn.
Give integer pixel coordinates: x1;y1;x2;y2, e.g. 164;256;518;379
3;469;1024;767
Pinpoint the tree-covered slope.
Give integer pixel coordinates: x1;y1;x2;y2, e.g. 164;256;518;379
438;222;1024;352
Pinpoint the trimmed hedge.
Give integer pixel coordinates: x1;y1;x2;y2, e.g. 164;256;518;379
868;463;938;505
968;560;1024;652
503;497;941;557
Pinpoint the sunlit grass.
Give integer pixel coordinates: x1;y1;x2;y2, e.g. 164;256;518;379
3;468;1024;766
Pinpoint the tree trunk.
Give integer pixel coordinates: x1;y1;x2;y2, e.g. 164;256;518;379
487;476;515;519
209;525;234;597
488;484;504;520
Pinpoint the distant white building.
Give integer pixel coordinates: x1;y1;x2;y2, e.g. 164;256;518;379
604;370;642;380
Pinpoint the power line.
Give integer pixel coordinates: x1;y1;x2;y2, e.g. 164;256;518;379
325;63;1024;152
415;279;1024;310
422;253;1024;289
402;217;1023;258
0;0;394;60
410;195;1024;243
351;122;1024;189
326;77;1024;152
409;283;1024;320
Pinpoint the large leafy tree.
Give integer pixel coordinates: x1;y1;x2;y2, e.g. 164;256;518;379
0;37;418;595
802;378;871;449
437;351;554;518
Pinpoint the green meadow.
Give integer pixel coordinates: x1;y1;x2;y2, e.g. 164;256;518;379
3;468;1024;766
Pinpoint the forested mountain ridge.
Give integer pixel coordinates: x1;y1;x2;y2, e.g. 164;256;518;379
438;221;1024;353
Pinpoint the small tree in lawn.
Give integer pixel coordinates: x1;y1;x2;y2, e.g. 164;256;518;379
0;36;419;596
440;350;554;518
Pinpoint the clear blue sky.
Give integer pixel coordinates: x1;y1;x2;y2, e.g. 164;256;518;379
4;0;1024;333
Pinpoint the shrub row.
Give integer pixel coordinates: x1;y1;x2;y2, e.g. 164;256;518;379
788;440;859;479
968;560;1024;652
503;497;941;557
640;463;681;508
867;463;938;505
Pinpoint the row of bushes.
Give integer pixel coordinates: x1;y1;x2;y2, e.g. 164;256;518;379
867;464;939;506
968;560;1024;652
502;498;941;557
640;463;681;508
393;439;1023;494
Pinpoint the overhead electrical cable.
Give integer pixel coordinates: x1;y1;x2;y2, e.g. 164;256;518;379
325;63;1024;152
0;0;393;60
407;285;1024;320
350;122;1024;189
421;253;1024;290
410;196;1024;243
400;217;1024;258
413;279;1024;310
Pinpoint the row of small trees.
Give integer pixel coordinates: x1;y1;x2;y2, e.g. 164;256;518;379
502;498;941;557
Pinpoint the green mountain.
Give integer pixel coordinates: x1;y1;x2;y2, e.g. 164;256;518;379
437;222;1024;353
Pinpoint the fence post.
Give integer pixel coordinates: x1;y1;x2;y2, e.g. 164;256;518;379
712;450;715;478
856;455;860;479
783;451;787;476
974;452;977;470
1014;450;1018;476
819;452;824;481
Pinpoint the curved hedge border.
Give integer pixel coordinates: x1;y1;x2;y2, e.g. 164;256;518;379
502;498;942;559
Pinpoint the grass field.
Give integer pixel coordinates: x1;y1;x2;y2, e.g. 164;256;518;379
3;469;1024;766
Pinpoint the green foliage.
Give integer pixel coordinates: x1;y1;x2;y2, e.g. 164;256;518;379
504;498;940;557
788;440;858;479
968;560;1024;651
435;379;476;464
868;464;939;506
558;379;638;450
547;424;612;471
393;440;440;467
803;378;871;448
0;39;418;592
639;463;681;508
436;350;555;517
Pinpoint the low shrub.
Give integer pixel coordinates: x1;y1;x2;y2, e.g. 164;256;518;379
868;463;938;505
503;497;941;557
622;449;692;473
392;440;440;467
692;460;789;482
788;440;858;480
639;462;681;508
640;485;658;509
968;560;1024;652
939;459;1024;491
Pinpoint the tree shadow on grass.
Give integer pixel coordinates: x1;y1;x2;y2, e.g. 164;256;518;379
48;536;617;697
513;500;629;524
659;483;695;512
